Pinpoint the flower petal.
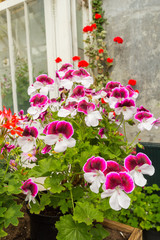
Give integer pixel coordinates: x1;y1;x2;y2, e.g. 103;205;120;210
118;189;131;209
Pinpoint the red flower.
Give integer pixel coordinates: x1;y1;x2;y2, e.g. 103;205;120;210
95;13;102;19
83;25;93;33
78;60;89;68
101;98;107;104
113;36;123;44
72;56;81;61
91;23;97;29
98;49;104;54
128;79;137;86
107;58;113;63
55;57;62;63
135;89;139;94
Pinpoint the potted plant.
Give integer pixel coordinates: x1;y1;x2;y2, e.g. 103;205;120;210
107;184;160;240
0;57;159;239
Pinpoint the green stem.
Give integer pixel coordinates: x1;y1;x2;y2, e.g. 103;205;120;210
70;189;75;213
129;131;141;147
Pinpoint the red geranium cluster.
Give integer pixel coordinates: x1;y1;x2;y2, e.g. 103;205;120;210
128;79;137;86
107;58;113;63
113;36;123;44
95;13;102;19
83;23;97;33
78;60;89;68
72;56;81;61
55;57;62;63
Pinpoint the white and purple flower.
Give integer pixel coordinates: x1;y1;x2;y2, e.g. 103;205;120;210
21;179;38;206
134;111;156;131
17;126;38;153
77;99;102;127
28;74;54;96
43;121;76;152
101;172;135;211
83;156;107;193
72;68;93;88
109;87;129;109
58;101;78;118
27;94;49;119
115;99;136;120
124;153;155;187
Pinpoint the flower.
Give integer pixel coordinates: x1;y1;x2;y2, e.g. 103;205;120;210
107;58;113;63
83;25;93;32
43;121;76;152
113;36;123;44
78;60;89;68
21;179;38;206
83;156;106;193
72;56;81;61
101;172;135;210
77;99;102;127
91;23;97;29
124;153;155;187
95;13;102;19
98;49;104;53
17;126;38;153
55;57;62;63
128;79;137;86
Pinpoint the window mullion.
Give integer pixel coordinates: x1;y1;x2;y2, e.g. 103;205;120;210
70;0;78;59
24;1;33;85
44;0;58;98
6;8;18;114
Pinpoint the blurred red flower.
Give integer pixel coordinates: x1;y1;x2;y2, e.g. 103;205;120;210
98;49;104;53
72;56;81;61
107;58;113;63
95;13;102;19
128;79;137;86
55;57;62;63
113;36;123;44
78;60;89;68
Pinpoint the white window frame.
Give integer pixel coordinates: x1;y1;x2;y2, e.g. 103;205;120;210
0;0;92;112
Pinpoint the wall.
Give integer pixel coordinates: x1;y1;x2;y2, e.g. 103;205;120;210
103;0;160;143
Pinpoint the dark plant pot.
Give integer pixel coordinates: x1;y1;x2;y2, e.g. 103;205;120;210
143;229;160;240
136;142;160;188
27;208;60;240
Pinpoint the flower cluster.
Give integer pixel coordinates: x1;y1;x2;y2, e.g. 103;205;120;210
12;63;158;210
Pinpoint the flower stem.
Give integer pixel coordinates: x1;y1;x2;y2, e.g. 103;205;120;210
70;189;75;213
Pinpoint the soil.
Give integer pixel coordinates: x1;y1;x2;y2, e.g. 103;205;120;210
1;198;130;240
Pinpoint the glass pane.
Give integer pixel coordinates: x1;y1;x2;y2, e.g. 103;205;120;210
28;0;47;78
76;0;84;59
11;4;30;114
0;13;13;113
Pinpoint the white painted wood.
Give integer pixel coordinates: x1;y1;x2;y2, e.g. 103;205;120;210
24;1;33;86
0;81;2;110
82;0;90;61
6;8;18;113
55;0;73;64
44;0;58;98
70;0;78;58
88;0;92;22
0;0;25;11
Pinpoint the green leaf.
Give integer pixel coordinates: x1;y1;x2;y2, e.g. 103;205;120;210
0;226;8;238
29;157;63;177
3;203;24;228
44;174;65;194
0;207;7;217
90;224;109;240
30;193;51;214
73;202;104;225
56;214;91;240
